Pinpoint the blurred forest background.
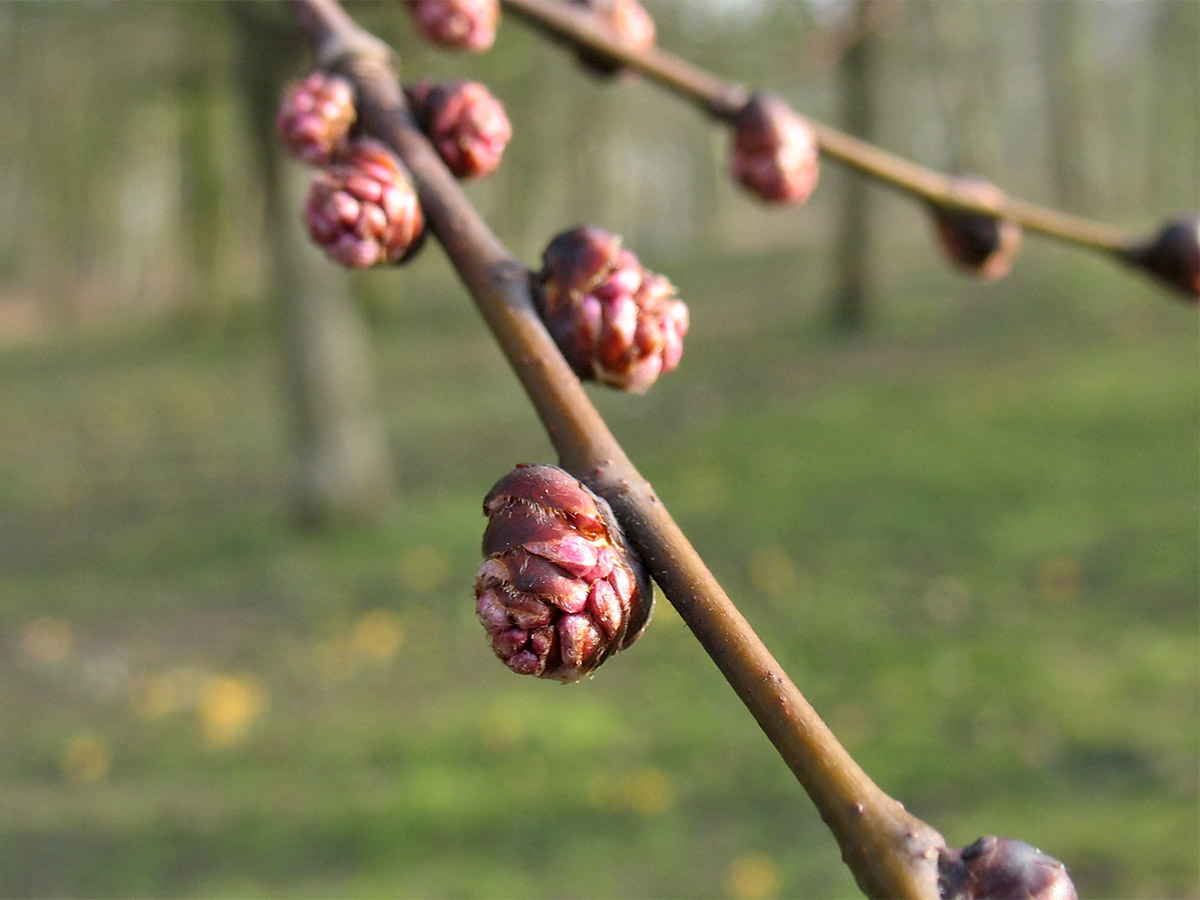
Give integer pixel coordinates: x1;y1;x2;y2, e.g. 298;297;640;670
0;1;1197;898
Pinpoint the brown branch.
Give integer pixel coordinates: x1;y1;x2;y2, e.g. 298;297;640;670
499;0;1140;255
284;0;945;896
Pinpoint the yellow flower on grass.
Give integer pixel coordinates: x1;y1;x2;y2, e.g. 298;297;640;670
21;617;73;665
621;765;676;817
724;852;779;900
61;733;112;784
399;544;451;593
748;546;796;600
587;765;677;816
130;666;208;720
351;609;405;662
197;675;268;749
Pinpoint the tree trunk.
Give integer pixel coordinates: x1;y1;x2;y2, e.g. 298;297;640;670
830;0;879;333
231;3;394;527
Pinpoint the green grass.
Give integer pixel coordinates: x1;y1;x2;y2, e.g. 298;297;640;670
0;247;1196;899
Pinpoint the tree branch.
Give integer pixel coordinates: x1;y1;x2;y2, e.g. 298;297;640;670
499;0;1141;255
285;0;945;896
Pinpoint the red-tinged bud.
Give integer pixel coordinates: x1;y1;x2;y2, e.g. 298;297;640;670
569;0;656;76
534;226;689;394
729;92;820;206
304;138;425;268
276;71;356;166
931;178;1022;281
406;80;512;179
1126;214;1200;301
475;464;654;682
406;0;498;52
939;837;1077;900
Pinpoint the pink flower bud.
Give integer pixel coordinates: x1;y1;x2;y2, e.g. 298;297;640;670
304;138;424;268
276;71;357;166
1126;214;1200;301
475;464;653;682
729;92;820;206
569;0;656;76
406;0;499;52
931;178;1022;281
939;837;1077;900
407;80;512;179
534;226;689;393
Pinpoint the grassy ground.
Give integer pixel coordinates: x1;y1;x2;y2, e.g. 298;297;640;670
0;244;1196;899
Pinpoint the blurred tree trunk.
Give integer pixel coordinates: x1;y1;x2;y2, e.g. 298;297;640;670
1152;0;1200;210
922;1;1004;177
179;69;224;325
231;3;394;527
830;0;882;333
1036;0;1102;209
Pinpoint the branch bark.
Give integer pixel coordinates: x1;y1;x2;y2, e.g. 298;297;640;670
283;0;945;896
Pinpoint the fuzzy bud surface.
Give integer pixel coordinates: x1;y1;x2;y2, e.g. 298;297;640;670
569;0;656;76
304;138;424;268
939;837;1077;900
407;0;499;52
534;226;689;393
407;80;512;179
1128;214;1200;300
729;93;820;205
931;178;1022;280
276;71;357;166
475;464;653;682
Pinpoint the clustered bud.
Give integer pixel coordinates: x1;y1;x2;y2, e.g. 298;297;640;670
569;0;656;76
930;178;1022;281
1126;214;1200;301
729;92;820;206
406;0;499;52
475;464;654;682
304;138;425;268
406;80;512;179
533;226;689;393
276;71;357;166
939;837;1077;900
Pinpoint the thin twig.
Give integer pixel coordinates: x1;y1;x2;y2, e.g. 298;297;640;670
500;0;1137;253
285;0;945;896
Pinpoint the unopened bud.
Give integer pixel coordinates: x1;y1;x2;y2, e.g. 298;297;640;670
475;464;654;682
729;92;820;205
407;80;512;179
569;0;656;76
534;226;689;393
276;71;357;166
939;837;1077;900
931;178;1022;280
304;138;425;268
406;0;499;52
1126;214;1200;301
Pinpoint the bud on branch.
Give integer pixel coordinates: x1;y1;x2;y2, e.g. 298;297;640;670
930;179;1022;281
406;80;513;179
939;837;1077;900
475;463;653;681
277;70;357;165
729;92;820;206
406;0;500;52
534;226;689;393
1122;214;1200;302
304;137;425;267
569;0;656;77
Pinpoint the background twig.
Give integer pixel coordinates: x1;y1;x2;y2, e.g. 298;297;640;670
500;0;1141;254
